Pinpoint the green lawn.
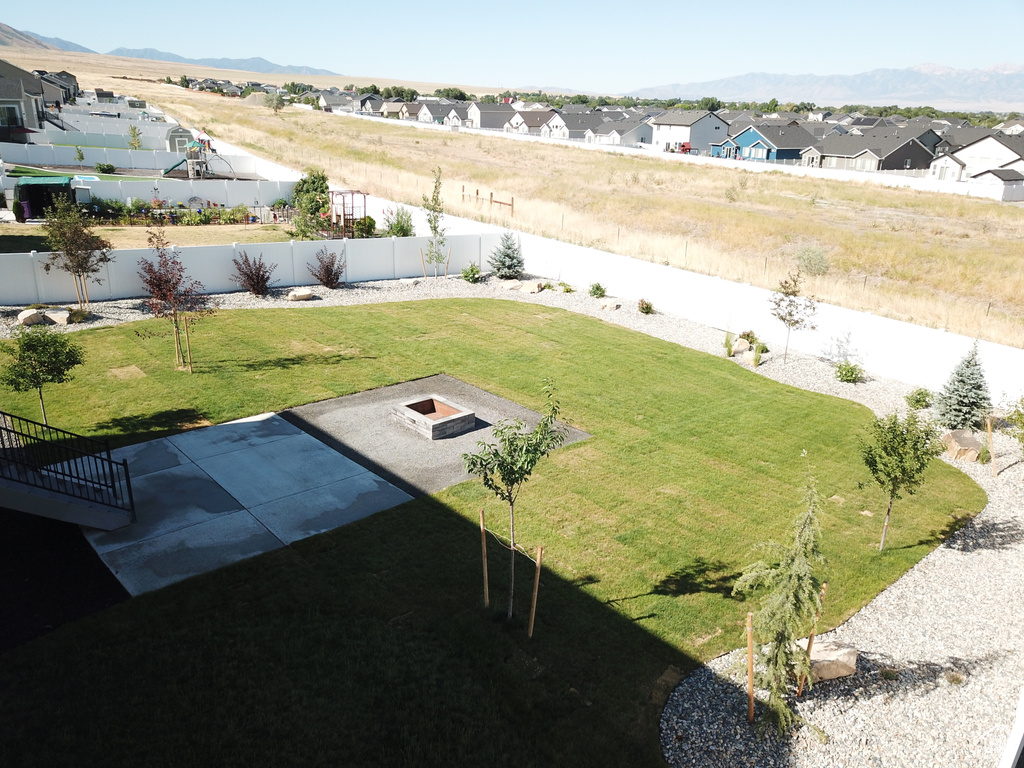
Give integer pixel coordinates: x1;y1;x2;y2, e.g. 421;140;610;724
0;299;985;766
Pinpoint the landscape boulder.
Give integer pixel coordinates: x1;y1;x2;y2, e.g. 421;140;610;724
942;429;982;462
520;282;543;295
732;338;750;356
502;280;522;291
44;309;71;326
17;309;46;326
286;288;314;302
600;299;620;311
741;349;757;365
797;638;859;682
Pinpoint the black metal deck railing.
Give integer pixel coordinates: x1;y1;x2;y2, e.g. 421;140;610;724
0;410;135;522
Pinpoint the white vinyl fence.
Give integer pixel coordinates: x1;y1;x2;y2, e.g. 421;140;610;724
0;233;501;305
76;178;296;208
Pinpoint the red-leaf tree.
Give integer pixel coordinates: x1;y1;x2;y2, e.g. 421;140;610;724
137;228;215;373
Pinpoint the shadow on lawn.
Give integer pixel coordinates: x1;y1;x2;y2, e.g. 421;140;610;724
608;556;742;606
224;351;377;372
93;408;210;447
0;497;803;768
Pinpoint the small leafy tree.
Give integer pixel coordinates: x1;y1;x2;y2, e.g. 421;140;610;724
74;146;84;162
264;93;285;113
769;270;816;363
0;325;85;424
732;459;824;734
351;214;377;239
127;124;142;151
382;205;414;237
463;381;568;622
935;343;991;430
41;196;114;309
178;75;189;88
488;231;524;279
860;412;943;551
291;167;330;240
422;166;447;277
137;228;215;373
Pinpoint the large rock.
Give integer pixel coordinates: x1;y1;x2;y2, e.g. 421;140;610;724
286;288;314;302
502;280;522;291
797;638;859;682
17;308;46;326
520;281;543;295
600;299;620;311
732;337;750;356
942;429;982;462
45;309;71;325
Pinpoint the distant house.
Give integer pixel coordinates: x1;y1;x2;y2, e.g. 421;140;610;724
969;168;1024;201
931;134;1024;178
712;124;816;161
466;102;515;129
0;59;46;143
319;93;351;112
584;118;653;146
417;102;451;123
929;152;967;181
222;85;242;97
504;110;556;134
996;117;1024;135
443;106;470;126
650;110;728;154
801;132;935;171
380;101;406;119
542;112;611;140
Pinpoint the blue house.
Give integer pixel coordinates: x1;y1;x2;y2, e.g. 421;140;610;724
712;124;816;161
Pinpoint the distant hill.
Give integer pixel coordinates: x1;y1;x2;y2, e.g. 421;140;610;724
0;22;57;50
105;47;338;76
24;31;97;54
630;64;1024;110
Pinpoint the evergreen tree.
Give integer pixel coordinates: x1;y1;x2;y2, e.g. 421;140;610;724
488;231;524;279
732;459;824;734
935;343;991;430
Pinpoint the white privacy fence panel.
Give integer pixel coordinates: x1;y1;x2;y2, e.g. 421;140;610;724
75;179;295;207
0;234;498;306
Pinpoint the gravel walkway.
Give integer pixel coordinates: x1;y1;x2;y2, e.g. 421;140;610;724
2;274;1021;766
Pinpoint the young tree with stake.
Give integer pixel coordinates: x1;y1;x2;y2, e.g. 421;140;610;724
422;166;447;277
0;325;85;425
137;228;215;373
463;381;567;621
41;196;114;310
860;412;943;551
769;271;816;363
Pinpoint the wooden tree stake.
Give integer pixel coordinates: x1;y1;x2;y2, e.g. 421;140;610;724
746;612;755;723
797;581;828;696
527;545;544;639
987;416;996;477
419;247;427;278
479;509;490;608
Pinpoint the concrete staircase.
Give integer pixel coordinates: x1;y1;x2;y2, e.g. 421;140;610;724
0;410;134;531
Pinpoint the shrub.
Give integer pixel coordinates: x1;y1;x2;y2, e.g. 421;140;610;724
638;298;654;315
67;308;91;323
589;283;606;298
541;281;555;291
95;162;116;174
753;343;766;367
723;331;734;357
461;263;483;283
935;343;990;430
905;388;933;410
382;206;414;237
1006;398;1024;461
558;281;574;293
488;231;524;279
978;443;991;464
306;246;346;288
179;209;213;226
352;215;377;239
230;251;278;296
796;246;830;276
270;198;290;209
219;204;250;224
835;360;864;384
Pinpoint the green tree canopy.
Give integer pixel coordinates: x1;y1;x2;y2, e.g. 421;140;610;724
0;325;85;424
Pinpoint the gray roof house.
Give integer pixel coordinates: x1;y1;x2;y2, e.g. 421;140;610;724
800;132;935;171
651;110;729;153
466;102;516;129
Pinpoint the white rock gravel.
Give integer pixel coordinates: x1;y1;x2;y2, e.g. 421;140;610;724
2;273;1021;767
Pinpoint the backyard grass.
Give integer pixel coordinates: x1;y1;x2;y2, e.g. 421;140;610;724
0;299;985;766
0;222;293;253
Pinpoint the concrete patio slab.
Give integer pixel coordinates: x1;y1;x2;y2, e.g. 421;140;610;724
85;462;245;555
249;473;412;545
84;413;412;595
198;432;369;509
100;510;284;596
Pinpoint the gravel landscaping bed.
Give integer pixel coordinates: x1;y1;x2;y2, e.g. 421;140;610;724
2;273;1020;766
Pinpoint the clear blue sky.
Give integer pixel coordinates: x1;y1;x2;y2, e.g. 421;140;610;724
6;2;1024;94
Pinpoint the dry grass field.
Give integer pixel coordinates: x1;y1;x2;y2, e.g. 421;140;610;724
5;47;1024;344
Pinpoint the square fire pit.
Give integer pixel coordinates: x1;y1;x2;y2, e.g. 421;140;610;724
391;394;476;440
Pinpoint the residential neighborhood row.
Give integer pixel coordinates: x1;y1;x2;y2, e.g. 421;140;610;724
2;59;1023;200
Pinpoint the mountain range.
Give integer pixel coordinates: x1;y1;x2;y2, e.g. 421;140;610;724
630;64;1024;111
2;25;338;76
